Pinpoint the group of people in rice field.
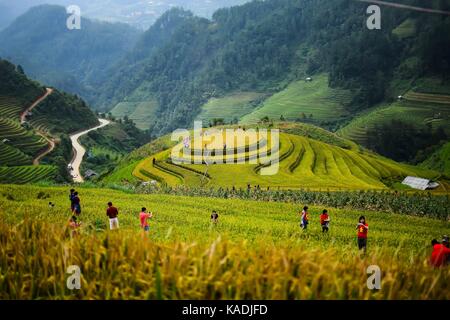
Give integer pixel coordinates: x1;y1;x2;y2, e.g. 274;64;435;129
299;206;368;253
66;189;449;268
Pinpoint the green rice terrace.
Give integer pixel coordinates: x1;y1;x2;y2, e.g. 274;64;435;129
0;95;56;184
197;92;264;124
126;125;438;190
338;91;450;145
240;74;352;124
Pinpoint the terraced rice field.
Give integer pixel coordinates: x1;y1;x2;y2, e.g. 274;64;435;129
240;74;351;124
196;92;263;124
111;99;159;130
132;129;436;190
0;165;57;184
0;118;47;157
338;91;450;144
0;96;26;119
0;141;31;166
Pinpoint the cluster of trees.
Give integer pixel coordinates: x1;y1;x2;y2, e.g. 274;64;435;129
0;59;45;106
366;120;448;162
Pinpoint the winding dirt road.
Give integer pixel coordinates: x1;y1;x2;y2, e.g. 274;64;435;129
69;119;111;183
20;88;53;124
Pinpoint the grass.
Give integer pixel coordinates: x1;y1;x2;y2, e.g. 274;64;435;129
420;142;450;177
0;184;448;299
111;99;159;130
338;92;450;145
196;92;263;123
130;128;437;190
240;74;351;124
392;18;416;39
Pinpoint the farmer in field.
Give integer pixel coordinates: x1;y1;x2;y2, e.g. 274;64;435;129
139;207;153;232
71;192;81;216
320;209;330;232
356;216;369;253
211;210;219;224
106;202;119;230
430;237;450;267
300;206;309;230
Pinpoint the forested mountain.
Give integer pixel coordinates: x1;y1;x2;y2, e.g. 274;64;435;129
0;0;251;31
0;5;141;103
95;0;450;137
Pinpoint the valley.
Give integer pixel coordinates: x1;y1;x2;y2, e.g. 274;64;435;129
0;0;449;303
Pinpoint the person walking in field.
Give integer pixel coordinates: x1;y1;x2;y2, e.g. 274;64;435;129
300;206;309;230
211;210;219;224
356;216;369;253
320;209;330;233
106;202;119;230
139;207;153;232
72;192;81;216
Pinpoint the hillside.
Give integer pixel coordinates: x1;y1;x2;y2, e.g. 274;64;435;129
103;123;438;190
240;74;352;128
92;0;450;139
78;117;151;179
0;58;100;183
420;142;450;177
0;5;141;103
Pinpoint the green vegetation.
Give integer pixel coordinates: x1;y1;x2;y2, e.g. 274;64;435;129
110;99;159;131
420;142;450;177
0;57;102;183
241;75;351;126
29;90;99;135
0;184;448;299
0;118;47;157
197;92;264;124
79;119;150;179
0;166;57;184
0;59;45;106
126;127;437;190
338;91;450;161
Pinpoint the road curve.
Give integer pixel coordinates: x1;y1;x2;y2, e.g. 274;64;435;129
20;88;53;124
69;119;111;183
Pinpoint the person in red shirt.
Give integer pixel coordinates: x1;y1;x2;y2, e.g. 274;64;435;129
356;216;369;253
430;238;450;268
139;207;153;232
320;209;330;233
106;202;119;230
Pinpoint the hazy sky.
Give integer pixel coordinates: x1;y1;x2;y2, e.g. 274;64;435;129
0;0;250;30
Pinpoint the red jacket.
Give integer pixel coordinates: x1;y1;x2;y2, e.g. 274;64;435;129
430;244;450;267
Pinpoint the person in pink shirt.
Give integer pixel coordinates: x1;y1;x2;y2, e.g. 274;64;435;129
139;207;153;232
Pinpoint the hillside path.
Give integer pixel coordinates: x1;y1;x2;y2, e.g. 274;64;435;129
20;88;53;124
33;131;56;165
69;119;111;183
